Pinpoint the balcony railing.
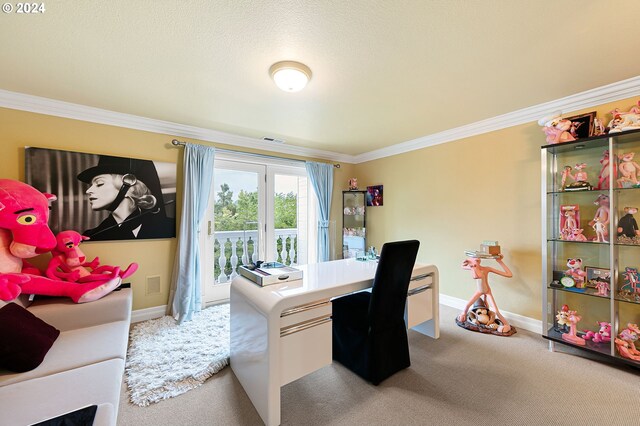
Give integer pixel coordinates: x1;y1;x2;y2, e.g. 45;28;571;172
213;228;298;283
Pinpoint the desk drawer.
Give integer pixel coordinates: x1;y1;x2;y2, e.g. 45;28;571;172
280;300;331;328
406;274;433;329
280;315;332;386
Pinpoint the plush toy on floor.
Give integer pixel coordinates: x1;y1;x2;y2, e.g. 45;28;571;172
46;230;138;282
0;179;122;303
456;242;516;336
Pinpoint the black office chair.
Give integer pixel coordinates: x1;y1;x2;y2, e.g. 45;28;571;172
332;240;420;385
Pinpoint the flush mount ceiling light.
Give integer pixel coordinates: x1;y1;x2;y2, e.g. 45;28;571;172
269;61;312;92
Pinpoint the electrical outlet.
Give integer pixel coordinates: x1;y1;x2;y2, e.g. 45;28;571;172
146;275;161;295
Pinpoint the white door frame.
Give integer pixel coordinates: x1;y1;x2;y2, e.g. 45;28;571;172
203;158;266;304
202;154;316;305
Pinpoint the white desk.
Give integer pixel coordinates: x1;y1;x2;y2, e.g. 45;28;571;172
230;259;439;426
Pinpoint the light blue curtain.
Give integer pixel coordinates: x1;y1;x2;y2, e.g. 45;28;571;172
305;161;333;262
170;143;215;323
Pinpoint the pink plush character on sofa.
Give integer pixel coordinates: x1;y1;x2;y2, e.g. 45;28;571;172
46;230;137;283
0;179;122;303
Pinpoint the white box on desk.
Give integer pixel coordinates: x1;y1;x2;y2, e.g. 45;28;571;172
239;262;303;286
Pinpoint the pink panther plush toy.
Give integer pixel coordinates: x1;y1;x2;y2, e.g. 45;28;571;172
0;179;122;303
583;321;612;344
46;230;138;283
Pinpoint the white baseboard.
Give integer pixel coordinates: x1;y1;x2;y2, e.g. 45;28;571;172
439;293;542;334
131;305;168;323
131;301;229;323
204;298;229;308
131;296;542;333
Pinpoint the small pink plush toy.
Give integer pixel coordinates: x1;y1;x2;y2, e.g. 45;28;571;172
583;322;611;344
46;230;138;283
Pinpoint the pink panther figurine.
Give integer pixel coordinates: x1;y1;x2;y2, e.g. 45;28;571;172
615;323;640;361
608;101;640;133
561;308;585;346
595;280;609;297
583;322;611;344
565;258;586;288
588;194;609;242
617;152;640;188
595;150;616;190
457;250;515;335
538;113;576;144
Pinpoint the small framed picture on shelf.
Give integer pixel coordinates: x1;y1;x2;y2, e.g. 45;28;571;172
559;204;580;240
565;111;596;139
585;266;610;288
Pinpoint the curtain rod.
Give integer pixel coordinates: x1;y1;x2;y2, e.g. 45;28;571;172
171;139;340;168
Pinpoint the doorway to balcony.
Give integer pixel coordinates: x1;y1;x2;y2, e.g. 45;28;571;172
202;154;316;304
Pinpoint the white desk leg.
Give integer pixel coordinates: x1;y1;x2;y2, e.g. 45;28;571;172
230;287;281;425
414;283;440;338
408;272;440;339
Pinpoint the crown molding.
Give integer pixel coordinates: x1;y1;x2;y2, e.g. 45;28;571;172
0;89;355;164
2;75;639;165
353;75;640;163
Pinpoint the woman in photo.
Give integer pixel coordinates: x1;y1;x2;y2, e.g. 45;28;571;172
77;156;175;241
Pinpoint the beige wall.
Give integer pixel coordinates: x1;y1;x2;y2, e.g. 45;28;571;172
0;107;346;310
354;96;640;320
4;95;638;318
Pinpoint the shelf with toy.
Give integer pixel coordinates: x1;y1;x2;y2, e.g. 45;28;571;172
615;295;640;305
547;239;608;245
613;323;640;366
547;284;610;301
546;188;607;196
542;106;640;368
545;328;612;358
544;186;640;196
541;128;640;153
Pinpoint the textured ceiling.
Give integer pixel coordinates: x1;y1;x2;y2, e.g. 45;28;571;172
1;0;639;155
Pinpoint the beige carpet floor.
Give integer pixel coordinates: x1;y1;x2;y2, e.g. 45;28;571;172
118;305;640;425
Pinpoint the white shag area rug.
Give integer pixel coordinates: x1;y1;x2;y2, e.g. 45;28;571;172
125;304;230;406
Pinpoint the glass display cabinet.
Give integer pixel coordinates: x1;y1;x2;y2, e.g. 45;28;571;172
542;128;640;367
342;190;366;259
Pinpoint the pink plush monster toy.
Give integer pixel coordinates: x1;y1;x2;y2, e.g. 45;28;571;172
46;230;137;283
0;179;122;303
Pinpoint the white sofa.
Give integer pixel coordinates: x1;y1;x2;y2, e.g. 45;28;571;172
0;288;132;425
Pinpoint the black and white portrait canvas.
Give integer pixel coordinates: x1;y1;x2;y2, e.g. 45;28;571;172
25;147;176;241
